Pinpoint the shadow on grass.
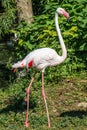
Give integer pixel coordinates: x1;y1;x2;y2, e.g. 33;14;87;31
60;110;87;119
0;96;37;114
0;98;25;114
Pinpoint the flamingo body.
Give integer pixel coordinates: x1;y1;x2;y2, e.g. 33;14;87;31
12;48;63;71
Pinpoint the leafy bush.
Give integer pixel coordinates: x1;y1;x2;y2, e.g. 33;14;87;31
0;0;86;82
0;0;17;40
10;0;86;81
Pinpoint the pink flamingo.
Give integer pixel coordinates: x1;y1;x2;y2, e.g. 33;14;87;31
12;7;69;128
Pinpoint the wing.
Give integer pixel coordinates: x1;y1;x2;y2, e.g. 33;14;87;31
23;48;61;70
32;48;60;69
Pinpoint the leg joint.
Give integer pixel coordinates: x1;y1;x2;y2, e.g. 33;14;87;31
42;90;46;99
26;88;30;94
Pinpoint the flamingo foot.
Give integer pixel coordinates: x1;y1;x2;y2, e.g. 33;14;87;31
24;121;29;127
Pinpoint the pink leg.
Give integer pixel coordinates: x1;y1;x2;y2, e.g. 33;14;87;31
42;72;50;128
24;73;36;127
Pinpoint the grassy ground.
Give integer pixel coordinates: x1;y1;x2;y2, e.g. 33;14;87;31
0;71;87;130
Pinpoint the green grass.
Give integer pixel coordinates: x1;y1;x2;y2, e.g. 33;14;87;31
0;71;87;130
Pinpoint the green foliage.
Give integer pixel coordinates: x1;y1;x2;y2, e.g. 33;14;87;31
1;0;87;78
10;0;86;80
0;0;16;39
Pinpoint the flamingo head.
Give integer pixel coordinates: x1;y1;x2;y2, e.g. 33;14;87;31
12;61;25;72
56;7;69;19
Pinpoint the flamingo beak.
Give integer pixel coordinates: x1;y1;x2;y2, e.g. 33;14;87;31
62;10;70;19
13;68;17;73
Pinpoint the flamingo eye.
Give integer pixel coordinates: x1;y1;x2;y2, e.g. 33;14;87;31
60;9;64;14
21;63;24;67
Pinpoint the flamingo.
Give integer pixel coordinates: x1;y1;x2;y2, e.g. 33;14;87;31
12;7;69;128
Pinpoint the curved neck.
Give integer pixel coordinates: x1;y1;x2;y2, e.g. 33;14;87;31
55;12;67;61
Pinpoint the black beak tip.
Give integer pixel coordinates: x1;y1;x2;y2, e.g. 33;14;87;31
67;17;70;22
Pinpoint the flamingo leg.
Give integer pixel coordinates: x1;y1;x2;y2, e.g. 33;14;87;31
42;71;50;128
24;72;36;127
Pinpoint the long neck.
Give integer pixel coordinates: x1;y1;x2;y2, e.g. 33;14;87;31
55;12;67;61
